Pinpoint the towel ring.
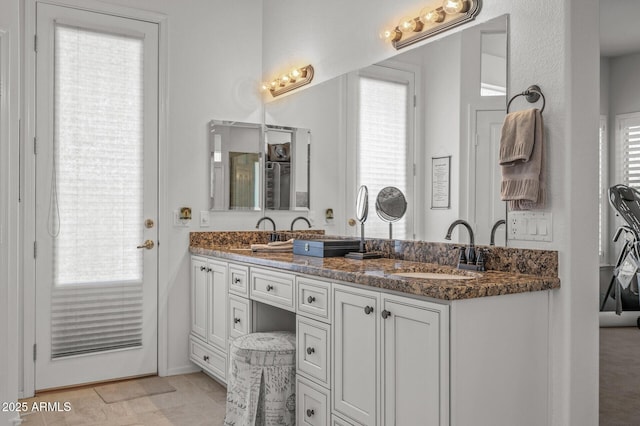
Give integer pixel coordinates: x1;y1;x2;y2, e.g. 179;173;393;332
507;84;545;114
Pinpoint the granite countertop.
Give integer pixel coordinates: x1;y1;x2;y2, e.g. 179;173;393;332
190;246;560;301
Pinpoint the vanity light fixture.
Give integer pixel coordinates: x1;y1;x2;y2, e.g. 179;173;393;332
381;0;481;50
262;65;315;97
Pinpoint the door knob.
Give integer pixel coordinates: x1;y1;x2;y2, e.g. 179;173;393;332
137;240;155;250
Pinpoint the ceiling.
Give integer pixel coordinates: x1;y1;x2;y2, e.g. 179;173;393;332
600;0;640;57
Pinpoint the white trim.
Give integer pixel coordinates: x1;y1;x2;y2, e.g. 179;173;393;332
165;364;201;377
22;0;169;396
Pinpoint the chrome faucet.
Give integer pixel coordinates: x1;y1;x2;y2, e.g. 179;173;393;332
445;219;484;271
290;216;312;231
490;219;506;246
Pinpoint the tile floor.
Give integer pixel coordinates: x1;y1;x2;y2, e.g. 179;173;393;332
19;373;227;426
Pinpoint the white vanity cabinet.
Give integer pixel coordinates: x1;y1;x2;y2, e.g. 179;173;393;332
332;283;449;426
189;256;228;383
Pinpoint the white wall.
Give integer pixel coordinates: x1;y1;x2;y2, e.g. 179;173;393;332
263;0;601;424
1;0;21;422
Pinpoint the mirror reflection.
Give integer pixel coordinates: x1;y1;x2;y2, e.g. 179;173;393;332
208;121;311;212
264;15;508;245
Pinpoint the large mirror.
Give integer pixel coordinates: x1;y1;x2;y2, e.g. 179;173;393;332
209;120;311;211
264;15;508;245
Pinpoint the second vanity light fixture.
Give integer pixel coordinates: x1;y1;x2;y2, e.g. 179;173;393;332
262;65;315;97
381;0;481;50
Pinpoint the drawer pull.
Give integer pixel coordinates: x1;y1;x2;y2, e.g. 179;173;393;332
203;355;209;361
234;277;241;284
200;266;206;271
234;317;241;324
364;305;373;315
307;296;316;304
306;409;315;418
306;347;315;355
266;285;274;292
381;309;391;319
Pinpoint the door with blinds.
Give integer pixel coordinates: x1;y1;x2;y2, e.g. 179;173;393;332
34;3;159;390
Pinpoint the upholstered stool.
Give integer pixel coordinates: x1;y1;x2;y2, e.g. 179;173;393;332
224;331;296;426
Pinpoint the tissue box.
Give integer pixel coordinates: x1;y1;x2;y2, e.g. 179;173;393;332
293;239;361;258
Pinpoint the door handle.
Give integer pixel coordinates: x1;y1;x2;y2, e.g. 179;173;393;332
137;240;155;250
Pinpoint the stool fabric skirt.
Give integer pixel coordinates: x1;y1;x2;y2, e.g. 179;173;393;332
224;331;296;425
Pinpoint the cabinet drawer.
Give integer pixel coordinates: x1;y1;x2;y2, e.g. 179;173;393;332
297;276;330;322
229;295;252;340
331;414;357;426
229;264;249;297
297;376;330;426
189;336;226;383
250;267;295;312
297;317;330;388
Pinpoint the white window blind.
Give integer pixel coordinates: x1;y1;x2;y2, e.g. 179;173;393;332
599;116;607;263
357;76;408;239
51;24;144;358
621;115;640;190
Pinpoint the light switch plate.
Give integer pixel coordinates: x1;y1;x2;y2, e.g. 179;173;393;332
509;211;552;242
200;211;210;227
173;210;190;227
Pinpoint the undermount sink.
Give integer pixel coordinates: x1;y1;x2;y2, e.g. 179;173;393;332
392;272;476;280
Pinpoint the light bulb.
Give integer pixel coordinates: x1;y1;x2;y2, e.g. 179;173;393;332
279;74;290;86
420;7;445;24
442;0;469;14
380;27;402;42
289;68;302;82
398;16;418;33
261;82;270;92
270;80;278;91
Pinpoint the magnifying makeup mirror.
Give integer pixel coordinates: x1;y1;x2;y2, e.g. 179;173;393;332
375;186;407;239
346;185;381;260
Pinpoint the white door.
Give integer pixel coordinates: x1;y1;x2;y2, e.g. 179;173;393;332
333;285;380;425
473;110;507;245
381;296;444;425
34;3;159;390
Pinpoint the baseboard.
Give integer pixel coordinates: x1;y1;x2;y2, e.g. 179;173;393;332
163;364;200;376
600;311;640;327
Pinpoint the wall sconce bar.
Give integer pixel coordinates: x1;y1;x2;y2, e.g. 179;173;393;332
263;65;315;98
384;0;482;50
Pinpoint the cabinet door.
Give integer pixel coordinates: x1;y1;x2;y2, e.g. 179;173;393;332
229;294;251;340
333;285;379;426
207;261;227;350
191;257;208;340
382;296;448;426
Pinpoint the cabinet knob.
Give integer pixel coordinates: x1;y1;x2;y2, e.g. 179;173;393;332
364;305;373;315
306;409;315;417
206;267;212;272
306;347;315;355
200;266;206;271
234;277;241;284
381;309;391;319
234;318;241;324
307;296;316;304
203;355;209;361
266;285;274;292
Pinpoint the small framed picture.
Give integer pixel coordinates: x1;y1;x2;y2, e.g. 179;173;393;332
431;156;451;209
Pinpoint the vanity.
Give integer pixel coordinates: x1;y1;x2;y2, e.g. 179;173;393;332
188;231;559;426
